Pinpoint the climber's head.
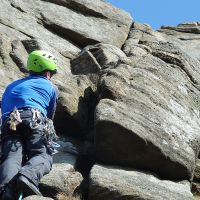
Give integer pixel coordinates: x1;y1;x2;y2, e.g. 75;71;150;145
27;50;57;78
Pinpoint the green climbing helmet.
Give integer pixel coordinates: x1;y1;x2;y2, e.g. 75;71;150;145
27;50;57;73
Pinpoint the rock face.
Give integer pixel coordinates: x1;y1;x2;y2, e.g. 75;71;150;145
158;22;200;60
39;138;83;199
89;164;194;200
0;0;132;136
40;141;83;198
1;0;200;200
93;36;200;180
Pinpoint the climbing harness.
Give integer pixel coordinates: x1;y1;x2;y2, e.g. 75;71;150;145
7;107;42;131
43;118;57;141
6;107;60;154
30;111;60;154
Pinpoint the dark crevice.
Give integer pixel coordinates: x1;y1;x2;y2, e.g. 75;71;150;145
174;28;200;34
121;21;134;52
152;51;197;85
30;15;81;50
36;18;44;26
22;40;43;54
9;52;28;73
10;2;26;13
40;15;100;48
160;27;200;34
41;0;108;19
0;21;33;39
179;37;200;41
152;51;184;68
0;38;6;65
9;42;28;74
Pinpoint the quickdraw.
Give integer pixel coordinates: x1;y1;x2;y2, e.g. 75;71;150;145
29;109;42;129
43;118;60;154
8;107;22;131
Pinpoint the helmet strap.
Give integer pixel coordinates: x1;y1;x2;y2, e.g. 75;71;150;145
44;71;52;80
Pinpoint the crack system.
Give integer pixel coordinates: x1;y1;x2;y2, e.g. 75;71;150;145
10;2;26;13
0;21;33;39
40;14;99;49
41;0;108;19
151;51;198;86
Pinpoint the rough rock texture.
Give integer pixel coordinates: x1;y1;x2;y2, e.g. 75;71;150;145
39;138;83;198
91;41;200;180
89;164;194;200
194;159;200;181
71;43;131;84
53;74;96;137
158;22;200;60
1;0;132;50
1;0;200;200
192;159;200;198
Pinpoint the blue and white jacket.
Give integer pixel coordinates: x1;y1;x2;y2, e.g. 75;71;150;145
1;75;58;124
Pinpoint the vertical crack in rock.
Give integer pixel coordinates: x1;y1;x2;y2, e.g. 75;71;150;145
121;22;134;51
9;41;28;73
0;40;6;65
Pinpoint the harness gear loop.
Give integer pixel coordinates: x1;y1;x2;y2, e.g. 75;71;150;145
29;109;42;129
43;118;59;154
43;118;57;141
9;107;22;131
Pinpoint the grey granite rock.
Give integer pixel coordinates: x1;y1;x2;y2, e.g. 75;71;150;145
89;164;194;200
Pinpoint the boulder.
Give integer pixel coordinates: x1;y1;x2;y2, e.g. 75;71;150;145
89;164;194;200
71;43;131;83
93;40;200;180
23;194;81;200
40;138;83;199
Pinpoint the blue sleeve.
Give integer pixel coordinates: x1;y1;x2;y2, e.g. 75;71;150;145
48;84;59;119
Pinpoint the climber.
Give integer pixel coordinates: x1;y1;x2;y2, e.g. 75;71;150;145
0;50;59;199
